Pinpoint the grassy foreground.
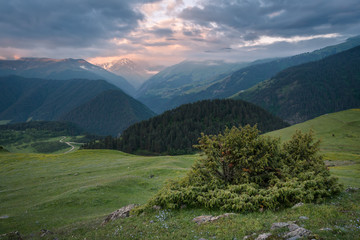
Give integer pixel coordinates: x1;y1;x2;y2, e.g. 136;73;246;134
1;109;359;239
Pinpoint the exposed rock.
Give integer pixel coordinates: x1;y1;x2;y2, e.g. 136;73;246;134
153;205;161;210
271;222;293;230
199;238;208;240
345;187;359;192
255;233;272;240
291;202;304;209
288;224;301;232
284;226;312;239
101;204;138;225
193;215;214;224
40;229;53;237
243;233;257;239
0;231;23;239
299;216;309;220
192;213;236;224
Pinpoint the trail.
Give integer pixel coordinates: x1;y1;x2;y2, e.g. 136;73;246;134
59;136;78;154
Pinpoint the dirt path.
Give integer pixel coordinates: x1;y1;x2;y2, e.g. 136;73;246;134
59;136;78;154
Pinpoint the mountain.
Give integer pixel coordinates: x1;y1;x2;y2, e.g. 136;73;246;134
137;36;360;114
83;99;289;155
98;58;153;89
210;36;360;99
136;60;249;113
233;45;360;124
0;76;155;135
0;58;135;96
60;89;155;136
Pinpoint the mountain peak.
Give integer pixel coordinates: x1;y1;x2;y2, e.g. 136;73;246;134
97;58;153;88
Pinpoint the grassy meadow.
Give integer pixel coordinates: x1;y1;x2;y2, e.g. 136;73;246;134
0;109;359;239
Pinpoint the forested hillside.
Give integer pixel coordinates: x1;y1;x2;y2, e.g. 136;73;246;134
60;90;155;136
234;45;360;124
83;99;288;154
0;76;154;136
135;36;360;113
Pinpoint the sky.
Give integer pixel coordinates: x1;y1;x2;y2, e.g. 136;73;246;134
0;0;359;66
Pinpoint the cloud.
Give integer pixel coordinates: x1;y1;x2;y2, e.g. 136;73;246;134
0;0;359;65
0;0;159;49
180;0;360;38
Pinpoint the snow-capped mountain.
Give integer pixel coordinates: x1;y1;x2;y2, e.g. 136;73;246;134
99;58;154;88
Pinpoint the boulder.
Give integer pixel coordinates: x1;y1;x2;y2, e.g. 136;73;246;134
255;233;272;240
291;202;304;209
192;213;236;224
101;204;138;225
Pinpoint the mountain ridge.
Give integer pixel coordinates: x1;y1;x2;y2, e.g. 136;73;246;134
0;57;135;96
233;45;360;124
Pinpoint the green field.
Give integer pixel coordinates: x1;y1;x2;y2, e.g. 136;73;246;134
1;109;360;239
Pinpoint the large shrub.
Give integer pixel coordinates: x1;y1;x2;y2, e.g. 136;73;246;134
138;125;342;212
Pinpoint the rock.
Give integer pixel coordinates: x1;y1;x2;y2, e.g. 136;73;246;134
288;223;301;232
193;215;214;224
40;229;53;237
255;233;272;240
243;233;257;239
284;226;312;239
153;205;161;210
149;174;154;178
271;222;293;230
299;216;309;220
291;202;304;208
180;204;187;209
101;204;138;225
345;187;359;192
192;213;235;224
0;231;23;240
199;238;208;240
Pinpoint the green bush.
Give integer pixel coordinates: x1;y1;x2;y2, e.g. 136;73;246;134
136;125;342;213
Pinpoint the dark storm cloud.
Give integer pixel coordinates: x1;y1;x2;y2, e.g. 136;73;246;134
0;0;159;49
180;0;360;38
148;27;174;37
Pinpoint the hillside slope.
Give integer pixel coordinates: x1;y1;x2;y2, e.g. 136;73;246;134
265;109;360;158
0;58;135;95
139;36;360;114
60;89;155;136
0;76;118;122
234;45;360;124
202;35;360;100
0;76;154;136
84;99;288;154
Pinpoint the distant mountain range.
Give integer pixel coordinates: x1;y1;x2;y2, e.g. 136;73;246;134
0;58;135;96
136;60;249;113
0;76;155;136
137;36;360;113
98;58;154;89
234;45;360;124
83;99;289;155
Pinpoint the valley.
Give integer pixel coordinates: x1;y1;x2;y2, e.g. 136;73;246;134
1;1;360;239
1;110;359;239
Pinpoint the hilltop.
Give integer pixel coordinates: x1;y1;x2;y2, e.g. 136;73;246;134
84;99;288;154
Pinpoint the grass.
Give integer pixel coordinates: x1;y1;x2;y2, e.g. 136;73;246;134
0;150;195;236
0;109;359;239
